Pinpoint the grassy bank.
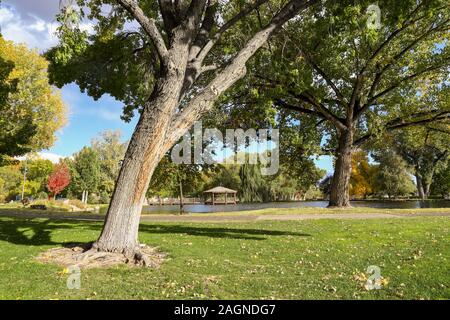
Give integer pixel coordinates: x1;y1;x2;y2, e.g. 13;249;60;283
0;216;448;299
194;206;450;216
2;205;450;219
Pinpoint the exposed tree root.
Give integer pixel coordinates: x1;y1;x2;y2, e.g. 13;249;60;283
36;242;165;269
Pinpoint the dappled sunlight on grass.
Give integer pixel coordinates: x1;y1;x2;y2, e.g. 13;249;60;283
0;216;448;299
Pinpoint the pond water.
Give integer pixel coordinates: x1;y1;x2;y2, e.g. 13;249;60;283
142;200;450;214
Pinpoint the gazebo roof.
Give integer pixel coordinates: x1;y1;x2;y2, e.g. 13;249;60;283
203;186;238;194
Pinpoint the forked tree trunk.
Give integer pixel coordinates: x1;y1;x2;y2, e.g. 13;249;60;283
329;129;354;207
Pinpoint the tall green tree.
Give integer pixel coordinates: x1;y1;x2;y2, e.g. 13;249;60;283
20;157;54;195
226;0;449;207
47;0;319;260
373;149;416;199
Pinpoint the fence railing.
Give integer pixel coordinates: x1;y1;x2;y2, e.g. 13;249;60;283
146;198;203;205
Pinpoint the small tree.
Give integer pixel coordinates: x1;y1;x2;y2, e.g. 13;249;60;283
68;147;101;203
47;163;70;200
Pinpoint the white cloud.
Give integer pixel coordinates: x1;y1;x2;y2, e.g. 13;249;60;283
38;152;66;163
16;152;66;164
0;6;59;51
0;7;14;24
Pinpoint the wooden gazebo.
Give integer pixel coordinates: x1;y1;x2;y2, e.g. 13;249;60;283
203;187;237;205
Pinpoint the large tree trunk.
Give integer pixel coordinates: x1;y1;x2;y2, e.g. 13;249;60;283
415;173;427;200
94;79;181;256
329;129;354;207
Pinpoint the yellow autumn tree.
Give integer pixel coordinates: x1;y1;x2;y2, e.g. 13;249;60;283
350;151;377;199
0;36;67;161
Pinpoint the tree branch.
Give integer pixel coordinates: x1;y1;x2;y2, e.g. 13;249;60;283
366;62;448;106
158;0;179;36
274;99;325;118
290;91;348;132
189;0;219;60
356;17;450;119
297;45;347;104
353;111;450;147
359;1;427;75
117;0;169;63
195;0;270;64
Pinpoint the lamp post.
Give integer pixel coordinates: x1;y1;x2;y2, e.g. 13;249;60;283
21;161;28;201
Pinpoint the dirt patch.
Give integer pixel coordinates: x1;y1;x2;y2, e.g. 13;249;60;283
36;243;165;269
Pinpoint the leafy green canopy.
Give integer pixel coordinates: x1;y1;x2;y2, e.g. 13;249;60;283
46;0;300;121
222;0;450;151
388;123;450;195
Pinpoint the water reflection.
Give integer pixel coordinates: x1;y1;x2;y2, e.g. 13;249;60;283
142;200;450;214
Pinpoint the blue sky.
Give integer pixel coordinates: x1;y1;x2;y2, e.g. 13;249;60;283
53;84;138;156
1;0;334;173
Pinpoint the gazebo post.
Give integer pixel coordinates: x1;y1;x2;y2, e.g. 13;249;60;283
225;193;228;205
234;193;236;204
212;193;215;205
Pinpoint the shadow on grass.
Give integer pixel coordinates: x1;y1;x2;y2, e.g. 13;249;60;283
0;217;311;245
0;219;85;246
138;224;311;240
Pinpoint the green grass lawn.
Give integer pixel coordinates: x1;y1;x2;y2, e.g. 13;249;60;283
193;206;450;216
0;216;448;300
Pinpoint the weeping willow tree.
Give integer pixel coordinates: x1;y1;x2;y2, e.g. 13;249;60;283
239;164;265;202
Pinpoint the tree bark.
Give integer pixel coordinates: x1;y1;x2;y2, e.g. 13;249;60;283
329;129;354;207
415;174;427;200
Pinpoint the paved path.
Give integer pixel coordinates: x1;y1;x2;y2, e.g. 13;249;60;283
0;210;449;223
